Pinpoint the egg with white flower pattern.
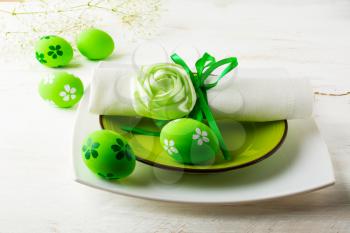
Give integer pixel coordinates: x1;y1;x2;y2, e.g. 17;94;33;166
38;71;84;108
160;118;219;165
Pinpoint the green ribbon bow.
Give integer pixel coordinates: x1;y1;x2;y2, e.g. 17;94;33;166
171;53;238;160
121;52;238;160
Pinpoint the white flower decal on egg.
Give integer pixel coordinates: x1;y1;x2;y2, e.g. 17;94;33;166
59;84;76;102
163;139;178;155
192;128;210;145
43;74;55;85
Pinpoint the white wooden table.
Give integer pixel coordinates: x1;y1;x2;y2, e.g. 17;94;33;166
0;0;350;232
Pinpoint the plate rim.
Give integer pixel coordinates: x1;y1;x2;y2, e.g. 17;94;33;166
74;177;334;205
99;116;288;173
73;87;335;204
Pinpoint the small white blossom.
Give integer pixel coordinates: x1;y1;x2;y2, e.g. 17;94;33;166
59;84;76;102
43;74;55;85
163;139;178;155
192;128;210;145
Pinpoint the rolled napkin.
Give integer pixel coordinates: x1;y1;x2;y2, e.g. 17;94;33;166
89;62;313;121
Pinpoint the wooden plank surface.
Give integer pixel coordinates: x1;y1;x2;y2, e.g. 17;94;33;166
0;0;349;232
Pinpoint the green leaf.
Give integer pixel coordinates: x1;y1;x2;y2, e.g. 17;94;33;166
116;138;124;147
92;142;100;149
85;150;91;160
116;152;124;160
87;138;93;146
91;150;98;158
111;144;121;152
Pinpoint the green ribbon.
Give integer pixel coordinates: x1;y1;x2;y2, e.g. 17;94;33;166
120;126;160;137
171;52;238;160
121;52;238;161
120;119;167;137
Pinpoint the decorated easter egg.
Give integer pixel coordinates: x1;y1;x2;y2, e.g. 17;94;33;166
76;28;115;60
35;35;73;68
38;72;84;108
82;130;136;180
160;118;219;165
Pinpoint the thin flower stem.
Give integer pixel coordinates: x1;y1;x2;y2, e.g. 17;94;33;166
0;2;125;16
0;0;162;61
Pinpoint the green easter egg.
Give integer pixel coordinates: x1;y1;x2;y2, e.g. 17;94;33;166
76;28;115;60
160;118;219;165
38;72;84;108
82;130;136;180
35;35;73;68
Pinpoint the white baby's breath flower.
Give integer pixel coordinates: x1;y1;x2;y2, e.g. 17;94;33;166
0;0;163;64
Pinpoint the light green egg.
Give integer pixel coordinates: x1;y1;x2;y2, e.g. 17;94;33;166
160;118;219;165
38;71;84;108
76;28;115;60
35;35;73;68
82;130;136;180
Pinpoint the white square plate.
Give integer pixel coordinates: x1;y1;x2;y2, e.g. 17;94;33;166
72;88;335;204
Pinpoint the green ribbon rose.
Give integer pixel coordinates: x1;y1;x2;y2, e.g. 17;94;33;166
133;63;197;120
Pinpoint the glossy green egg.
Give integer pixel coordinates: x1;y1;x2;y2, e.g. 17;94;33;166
38;72;84;108
76;28;115;60
160;118;219;165
35;35;73;67
82;130;136;180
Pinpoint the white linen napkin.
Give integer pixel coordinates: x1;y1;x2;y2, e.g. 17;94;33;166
89;62;313;121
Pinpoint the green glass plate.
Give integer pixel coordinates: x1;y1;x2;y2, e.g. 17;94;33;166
100;116;287;173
